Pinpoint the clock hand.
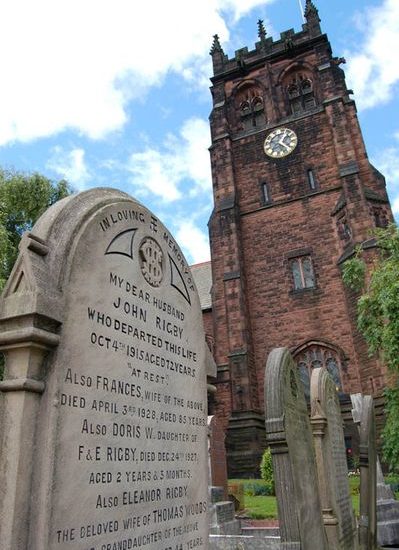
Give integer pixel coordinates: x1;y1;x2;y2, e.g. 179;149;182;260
279;136;290;150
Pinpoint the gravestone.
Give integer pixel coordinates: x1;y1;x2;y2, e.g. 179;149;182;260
264;347;328;550
0;188;209;550
357;396;377;550
351;394;378;550
376;458;399;546
310;367;357;549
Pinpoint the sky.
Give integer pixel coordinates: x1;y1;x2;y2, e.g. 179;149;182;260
0;0;398;265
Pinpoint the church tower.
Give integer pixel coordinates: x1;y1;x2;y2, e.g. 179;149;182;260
207;1;393;476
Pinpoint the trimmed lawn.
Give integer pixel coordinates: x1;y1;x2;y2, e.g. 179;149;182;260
229;477;361;520
243;494;359;520
244;495;278;519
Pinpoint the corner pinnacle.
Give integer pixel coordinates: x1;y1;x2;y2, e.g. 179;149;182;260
210;34;223;55
304;0;319;19
257;19;267;42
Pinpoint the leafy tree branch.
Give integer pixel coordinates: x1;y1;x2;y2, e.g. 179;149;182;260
342;224;399;470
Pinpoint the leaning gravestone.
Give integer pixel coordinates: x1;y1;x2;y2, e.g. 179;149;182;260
0;189;209;550
351;394;378;550
376;458;399;546
359;396;377;550
264;348;328;550
310;367;357;550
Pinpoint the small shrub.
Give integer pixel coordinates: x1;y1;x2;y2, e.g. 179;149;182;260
385;473;399;485
253;482;274;496
260;448;274;493
244;482;255;497
260;448;274;483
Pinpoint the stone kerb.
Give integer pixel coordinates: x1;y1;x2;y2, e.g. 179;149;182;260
264;347;328;550
310;367;357;550
0;188;209;550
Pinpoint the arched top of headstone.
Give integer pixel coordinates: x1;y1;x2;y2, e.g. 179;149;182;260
310;367;357;549
265;347;307;420
0;187;210;549
310;367;339;417
0;188;200;327
264;347;328;549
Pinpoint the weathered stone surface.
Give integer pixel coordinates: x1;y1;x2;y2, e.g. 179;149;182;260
358;395;377;550
264;347;328;550
376;459;399;546
0;189;209;550
310;367;357;549
209;500;241;536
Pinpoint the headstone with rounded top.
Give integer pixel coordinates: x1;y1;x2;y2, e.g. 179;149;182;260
0;188;209;550
359;395;377;550
264;347;328;550
310;367;357;550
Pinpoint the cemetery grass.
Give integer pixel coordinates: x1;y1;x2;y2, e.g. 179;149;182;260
230;478;361;520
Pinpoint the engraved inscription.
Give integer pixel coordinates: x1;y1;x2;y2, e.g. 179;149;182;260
47;201;206;549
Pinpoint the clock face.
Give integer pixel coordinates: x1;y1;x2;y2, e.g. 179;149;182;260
264;127;298;158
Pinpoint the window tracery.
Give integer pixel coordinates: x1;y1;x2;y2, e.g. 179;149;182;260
294;344;344;400
371;206;388;228
286;73;316;115
337;212;352;243
236;87;265;130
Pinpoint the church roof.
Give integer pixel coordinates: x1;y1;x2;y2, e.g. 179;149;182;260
190;261;212;311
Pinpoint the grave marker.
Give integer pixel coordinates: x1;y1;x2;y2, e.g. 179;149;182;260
359;396;378;550
351;394;378;550
264;347;328;550
0;188;209;550
310;367;357;549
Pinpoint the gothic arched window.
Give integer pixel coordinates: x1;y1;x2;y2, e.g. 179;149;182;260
237;88;265;131
293;343;344;400
287;75;316;115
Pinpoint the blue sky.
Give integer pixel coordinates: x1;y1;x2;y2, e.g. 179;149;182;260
0;0;398;265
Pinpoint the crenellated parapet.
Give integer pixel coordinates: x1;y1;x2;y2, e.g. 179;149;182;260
210;6;323;78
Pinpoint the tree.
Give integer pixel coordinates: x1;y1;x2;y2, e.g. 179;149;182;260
0;169;72;291
342;224;399;471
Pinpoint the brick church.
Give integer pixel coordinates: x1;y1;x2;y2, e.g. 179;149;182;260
191;0;394;477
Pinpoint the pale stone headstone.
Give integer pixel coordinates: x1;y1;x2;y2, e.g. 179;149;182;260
351;394;379;550
358;395;377;550
376;458;399;546
310;367;357;550
0;189;209;550
350;392;363;425
264;347;328;550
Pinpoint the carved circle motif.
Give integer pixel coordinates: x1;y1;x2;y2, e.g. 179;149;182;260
139;237;164;287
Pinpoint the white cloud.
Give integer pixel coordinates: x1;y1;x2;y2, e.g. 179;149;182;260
218;0;276;22
0;0;275;146
174;220;211;264
371;143;399;216
46;146;90;188
346;0;399;110
128;117;211;202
